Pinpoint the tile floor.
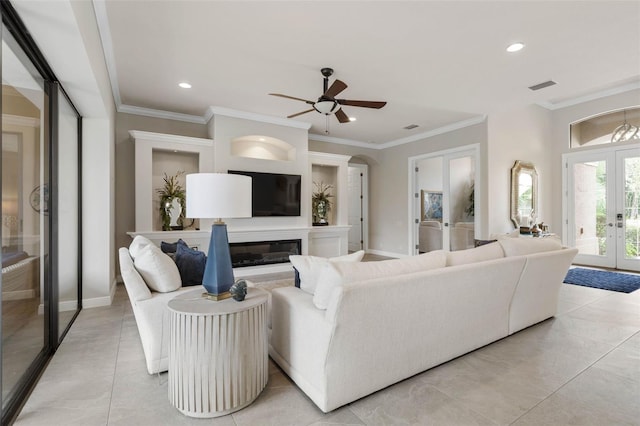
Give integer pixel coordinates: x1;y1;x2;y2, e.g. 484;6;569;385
14;273;640;426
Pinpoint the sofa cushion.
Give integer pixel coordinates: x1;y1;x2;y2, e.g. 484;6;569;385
129;235;153;259
498;236;562;257
134;244;181;293
446;242;504;267
290;250;365;295
174;241;206;286
313;250;447;310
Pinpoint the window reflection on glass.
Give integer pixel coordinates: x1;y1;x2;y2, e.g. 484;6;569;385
2;29;46;408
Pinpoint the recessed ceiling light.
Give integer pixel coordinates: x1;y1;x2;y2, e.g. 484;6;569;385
178;82;192;89
506;42;525;53
349;117;356;122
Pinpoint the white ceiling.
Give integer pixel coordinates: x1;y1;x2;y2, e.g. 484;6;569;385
96;0;640;146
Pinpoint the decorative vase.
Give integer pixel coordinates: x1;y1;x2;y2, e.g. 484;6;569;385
315;200;328;225
163;197;183;230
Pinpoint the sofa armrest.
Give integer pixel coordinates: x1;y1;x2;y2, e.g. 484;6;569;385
270;287;334;397
119;247;152;302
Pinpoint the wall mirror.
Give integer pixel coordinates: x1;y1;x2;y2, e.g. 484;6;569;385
510;160;538;228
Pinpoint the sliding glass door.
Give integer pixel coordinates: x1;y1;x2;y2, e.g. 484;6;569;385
1;3;82;422
566;147;640;271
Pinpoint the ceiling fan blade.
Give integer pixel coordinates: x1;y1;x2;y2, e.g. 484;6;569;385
287;108;315;119
269;93;315;105
335;108;350;123
337;99;387;109
323;79;348;99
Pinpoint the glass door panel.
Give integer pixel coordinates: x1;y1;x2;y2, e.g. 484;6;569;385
1;27;47;408
447;155;475;252
56;86;80;339
570;157;614;267
617;149;640;271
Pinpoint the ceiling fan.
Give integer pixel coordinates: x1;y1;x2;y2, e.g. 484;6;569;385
269;67;386;123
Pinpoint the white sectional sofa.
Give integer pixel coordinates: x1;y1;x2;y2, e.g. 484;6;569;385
269;237;578;413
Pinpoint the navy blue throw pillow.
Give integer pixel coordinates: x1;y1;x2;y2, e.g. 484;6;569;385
161;239;185;254
293;267;301;288
174;242;206;286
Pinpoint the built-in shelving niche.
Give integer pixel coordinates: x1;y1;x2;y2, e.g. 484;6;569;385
231;135;296;161
151;149;199;231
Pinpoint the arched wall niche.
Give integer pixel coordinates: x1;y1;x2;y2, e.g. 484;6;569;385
231;135;296;161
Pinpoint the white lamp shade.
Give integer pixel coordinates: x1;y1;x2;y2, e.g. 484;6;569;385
186;173;252;219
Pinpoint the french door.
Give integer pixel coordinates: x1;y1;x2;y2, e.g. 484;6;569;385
566;147;640;271
411;145;479;255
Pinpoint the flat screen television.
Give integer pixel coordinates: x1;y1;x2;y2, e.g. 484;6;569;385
228;170;301;217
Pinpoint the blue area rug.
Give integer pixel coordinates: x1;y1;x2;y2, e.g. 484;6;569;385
564;268;640;293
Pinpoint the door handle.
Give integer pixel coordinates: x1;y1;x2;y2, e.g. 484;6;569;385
608;223;614;227
444;223;449;227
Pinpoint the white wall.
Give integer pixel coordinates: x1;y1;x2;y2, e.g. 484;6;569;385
486;105;552;236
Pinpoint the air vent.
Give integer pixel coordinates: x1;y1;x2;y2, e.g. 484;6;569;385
528;80;557;91
403;124;419;130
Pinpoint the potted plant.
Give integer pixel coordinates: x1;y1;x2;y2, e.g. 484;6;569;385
157;171;186;230
312;181;334;225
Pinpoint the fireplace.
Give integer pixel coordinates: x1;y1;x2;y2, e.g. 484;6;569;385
230;239;301;268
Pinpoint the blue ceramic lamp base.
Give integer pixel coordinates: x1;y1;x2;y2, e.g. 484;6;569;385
202;223;235;301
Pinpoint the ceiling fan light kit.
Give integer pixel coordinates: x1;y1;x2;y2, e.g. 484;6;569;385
269;67;387;124
314;100;340;115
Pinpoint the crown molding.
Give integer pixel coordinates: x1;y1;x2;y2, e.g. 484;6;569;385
206;106;312;130
129;130;213;146
379;115;487;149
310;115;487;150
118;104;206;124
2;114;40;127
537;81;640;111
309;133;380;149
92;0;121;108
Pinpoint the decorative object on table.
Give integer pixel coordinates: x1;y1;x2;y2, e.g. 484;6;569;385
229;279;248;301
157;171;186;231
312;181;333;225
29;184;49;215
420;190;443;221
186;173;252;301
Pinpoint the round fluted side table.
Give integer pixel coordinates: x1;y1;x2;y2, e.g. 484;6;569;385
167;287;268;418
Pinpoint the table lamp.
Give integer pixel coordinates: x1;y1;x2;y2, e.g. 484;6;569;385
186;173;252;300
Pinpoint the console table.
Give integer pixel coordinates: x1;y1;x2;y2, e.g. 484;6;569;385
167;287;268;418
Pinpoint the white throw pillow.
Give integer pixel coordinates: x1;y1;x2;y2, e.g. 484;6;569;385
290;250;365;295
498;236;562;257
446;242;505;266
129;235;153;259
134;244;182;293
313;250;447;310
